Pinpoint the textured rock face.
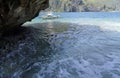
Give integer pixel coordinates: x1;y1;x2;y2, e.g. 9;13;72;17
49;0;120;12
0;0;48;34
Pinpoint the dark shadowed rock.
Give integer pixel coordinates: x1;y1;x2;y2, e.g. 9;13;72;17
0;0;48;35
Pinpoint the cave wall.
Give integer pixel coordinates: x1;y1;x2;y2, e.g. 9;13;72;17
0;0;48;34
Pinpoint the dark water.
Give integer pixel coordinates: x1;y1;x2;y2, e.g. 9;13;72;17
1;12;120;78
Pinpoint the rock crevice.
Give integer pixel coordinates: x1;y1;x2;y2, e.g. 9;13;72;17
0;0;48;34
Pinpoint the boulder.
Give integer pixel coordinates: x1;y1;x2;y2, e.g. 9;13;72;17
0;0;48;34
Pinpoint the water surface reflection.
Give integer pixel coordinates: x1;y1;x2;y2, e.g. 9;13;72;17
1;22;120;78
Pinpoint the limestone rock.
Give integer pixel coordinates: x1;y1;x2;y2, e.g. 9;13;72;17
49;0;120;12
0;0;48;34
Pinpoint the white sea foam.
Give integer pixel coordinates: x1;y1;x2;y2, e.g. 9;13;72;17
25;20;120;78
4;12;120;78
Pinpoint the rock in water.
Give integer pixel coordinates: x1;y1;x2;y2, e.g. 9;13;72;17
0;0;48;34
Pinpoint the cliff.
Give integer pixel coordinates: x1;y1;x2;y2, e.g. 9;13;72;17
0;0;48;35
49;0;120;12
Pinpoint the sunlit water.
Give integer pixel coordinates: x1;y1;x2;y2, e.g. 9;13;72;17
1;12;120;78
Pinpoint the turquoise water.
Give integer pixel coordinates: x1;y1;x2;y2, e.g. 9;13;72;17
1;12;120;78
25;12;120;26
39;12;120;18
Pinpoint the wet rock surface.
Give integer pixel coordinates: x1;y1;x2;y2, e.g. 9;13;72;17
0;0;48;34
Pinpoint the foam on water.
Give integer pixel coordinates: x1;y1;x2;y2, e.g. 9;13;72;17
1;12;120;78
15;22;120;78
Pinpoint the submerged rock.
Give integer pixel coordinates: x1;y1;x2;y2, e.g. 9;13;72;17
0;0;48;35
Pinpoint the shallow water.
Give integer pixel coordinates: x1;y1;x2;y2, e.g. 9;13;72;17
1;12;120;78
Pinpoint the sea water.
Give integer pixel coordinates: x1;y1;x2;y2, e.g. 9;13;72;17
1;12;120;78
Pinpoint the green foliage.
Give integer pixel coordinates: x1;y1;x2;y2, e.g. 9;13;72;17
49;0;120;12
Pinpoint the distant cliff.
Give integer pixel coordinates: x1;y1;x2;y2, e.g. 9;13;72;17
49;0;120;12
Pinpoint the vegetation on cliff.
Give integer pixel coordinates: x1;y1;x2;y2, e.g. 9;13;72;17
49;0;120;12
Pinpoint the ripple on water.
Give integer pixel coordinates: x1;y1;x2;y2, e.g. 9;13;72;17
1;22;120;78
